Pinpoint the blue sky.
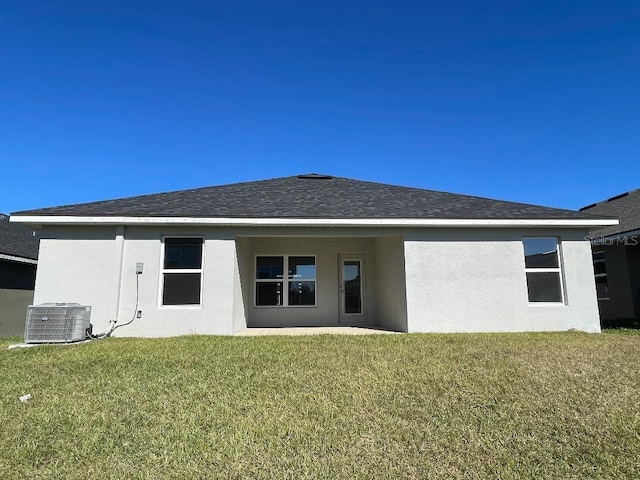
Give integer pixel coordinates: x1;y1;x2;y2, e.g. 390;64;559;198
2;1;639;213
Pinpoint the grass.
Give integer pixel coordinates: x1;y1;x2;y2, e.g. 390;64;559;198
0;331;639;479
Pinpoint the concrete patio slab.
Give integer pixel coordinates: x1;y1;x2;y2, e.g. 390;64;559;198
236;326;400;336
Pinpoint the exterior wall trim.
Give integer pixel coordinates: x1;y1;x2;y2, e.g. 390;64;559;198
11;215;618;228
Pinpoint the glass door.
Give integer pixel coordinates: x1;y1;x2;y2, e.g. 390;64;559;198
338;254;367;324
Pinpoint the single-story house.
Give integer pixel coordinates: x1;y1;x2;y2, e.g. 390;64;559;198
11;174;616;336
0;214;39;336
580;189;640;324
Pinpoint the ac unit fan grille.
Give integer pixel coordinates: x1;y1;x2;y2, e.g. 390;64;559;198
24;304;91;344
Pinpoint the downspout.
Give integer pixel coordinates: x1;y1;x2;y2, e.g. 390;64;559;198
112;225;126;323
89;225;125;338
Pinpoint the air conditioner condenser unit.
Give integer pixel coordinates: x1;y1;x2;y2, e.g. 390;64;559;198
24;303;91;344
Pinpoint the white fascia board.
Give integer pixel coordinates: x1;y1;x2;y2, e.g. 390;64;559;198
0;253;38;265
10;215;619;228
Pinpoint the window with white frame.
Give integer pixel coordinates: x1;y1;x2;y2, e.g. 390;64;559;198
161;237;203;306
522;237;564;303
255;255;316;307
592;249;609;300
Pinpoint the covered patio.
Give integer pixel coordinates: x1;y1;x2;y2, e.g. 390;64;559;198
236;326;400;336
234;235;409;332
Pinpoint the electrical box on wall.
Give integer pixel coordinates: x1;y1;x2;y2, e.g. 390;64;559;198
136;262;144;274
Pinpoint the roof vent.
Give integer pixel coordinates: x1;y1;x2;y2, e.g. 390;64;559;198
297;173;333;180
607;192;629;202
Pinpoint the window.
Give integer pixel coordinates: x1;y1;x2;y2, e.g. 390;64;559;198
592;249;609;300
161;237;203;306
255;255;316;307
256;256;283;306
522;237;564;303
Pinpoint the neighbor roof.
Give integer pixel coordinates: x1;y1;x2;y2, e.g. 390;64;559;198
12;174;609;221
580;189;640;238
0;214;40;260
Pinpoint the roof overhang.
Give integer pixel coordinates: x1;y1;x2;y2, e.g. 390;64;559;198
10;215;619;228
0;252;38;265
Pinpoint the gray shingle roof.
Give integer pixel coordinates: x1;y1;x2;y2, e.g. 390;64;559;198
580;189;640;237
12;174;605;221
0;214;40;260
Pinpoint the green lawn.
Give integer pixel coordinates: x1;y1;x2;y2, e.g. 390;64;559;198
1;331;639;479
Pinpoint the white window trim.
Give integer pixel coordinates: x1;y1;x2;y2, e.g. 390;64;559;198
254;254;317;308
523;237;566;306
158;236;204;309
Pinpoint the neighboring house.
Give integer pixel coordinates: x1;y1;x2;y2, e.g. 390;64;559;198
11;174;615;337
580;189;640;324
0;214;39;336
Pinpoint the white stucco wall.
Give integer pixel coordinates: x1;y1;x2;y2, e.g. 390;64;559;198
403;228;601;333
374;236;408;332
34;226;241;337
32;225;601;336
113;227;239;336
232;237;251;334
34;227;119;327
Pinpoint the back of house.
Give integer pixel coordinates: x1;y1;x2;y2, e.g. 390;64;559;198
11;174;616;337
